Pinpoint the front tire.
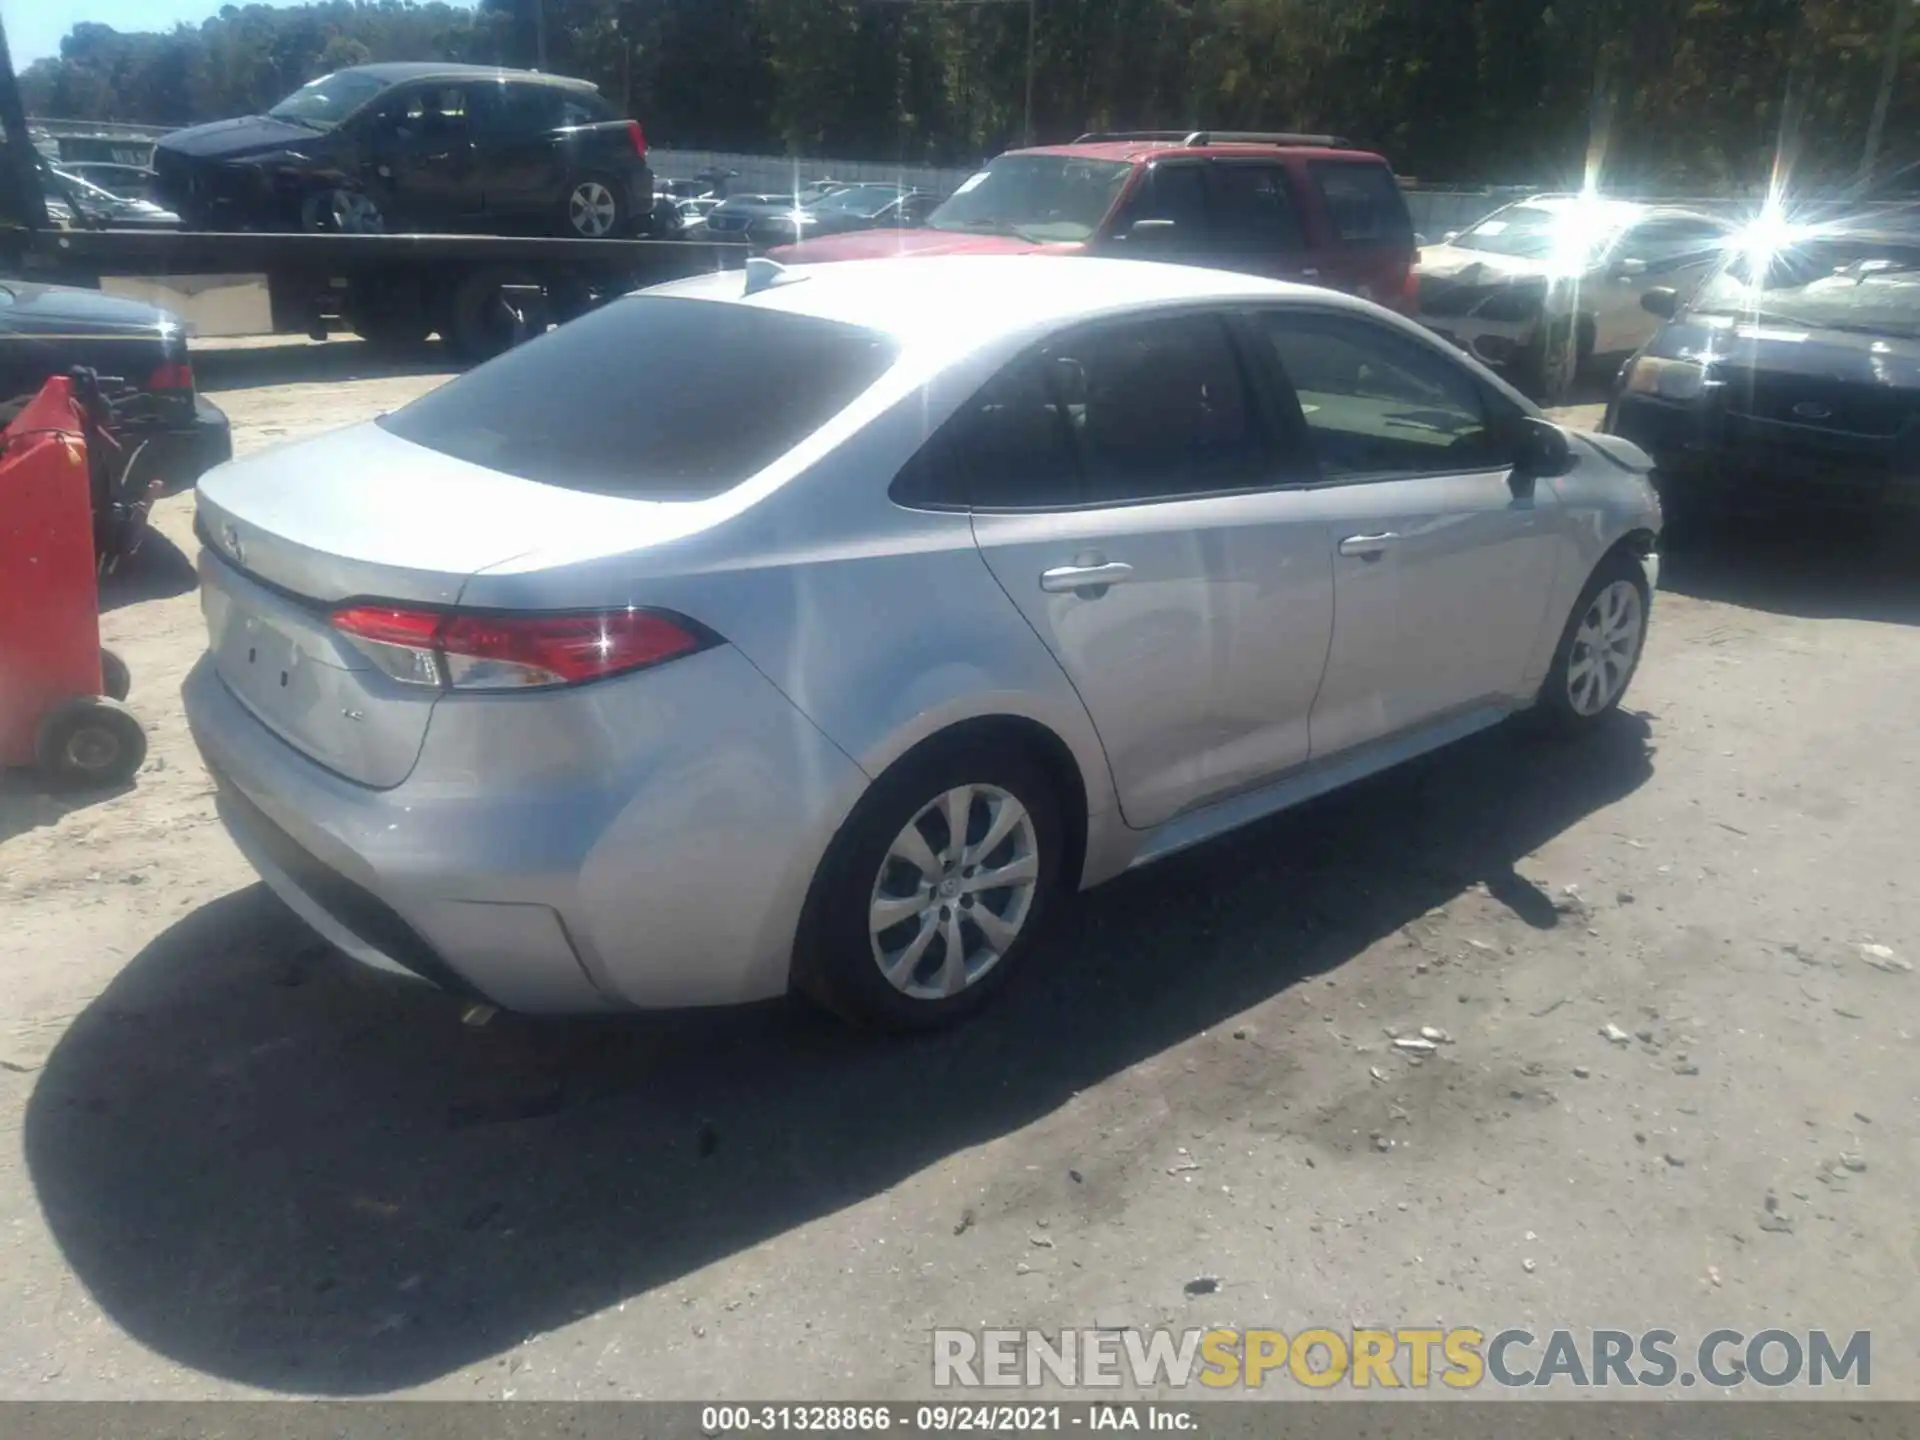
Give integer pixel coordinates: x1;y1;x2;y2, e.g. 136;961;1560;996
1518;316;1579;403
1536;551;1651;732
795;743;1063;1031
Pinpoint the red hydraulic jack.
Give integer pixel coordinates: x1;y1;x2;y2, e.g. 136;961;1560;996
0;376;147;789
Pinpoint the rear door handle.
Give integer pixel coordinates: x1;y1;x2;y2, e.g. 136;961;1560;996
1040;561;1135;595
1338;532;1398;558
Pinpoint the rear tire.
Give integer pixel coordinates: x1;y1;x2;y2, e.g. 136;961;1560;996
795;742;1063;1031
560;175;626;239
99;647;131;703
444;265;542;363
34;696;147;790
1535;550;1651;734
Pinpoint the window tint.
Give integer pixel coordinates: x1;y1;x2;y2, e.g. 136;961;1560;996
1210;163;1304;250
1257;311;1506;478
896;313;1267;509
476;83;563;136
1308;160;1412;243
1117;164;1210;234
560;92;615;126
896;355;1080;509
379;297;899;500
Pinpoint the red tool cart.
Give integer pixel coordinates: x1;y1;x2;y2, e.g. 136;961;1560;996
0;375;146;789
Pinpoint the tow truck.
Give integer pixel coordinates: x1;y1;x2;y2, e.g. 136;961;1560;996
0;18;746;359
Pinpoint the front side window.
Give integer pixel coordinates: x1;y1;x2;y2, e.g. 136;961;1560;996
1113;164;1210;237
379;297;900;500
1256;311;1508;478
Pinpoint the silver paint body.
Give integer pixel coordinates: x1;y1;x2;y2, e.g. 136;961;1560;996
183;256;1662;1013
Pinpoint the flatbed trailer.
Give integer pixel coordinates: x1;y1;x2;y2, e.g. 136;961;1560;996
0;20;746;358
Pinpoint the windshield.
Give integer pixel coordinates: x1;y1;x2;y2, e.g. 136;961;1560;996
268;71;392;127
1452;201;1634;265
927;154;1132;243
1692;237;1920;336
811;185;903;217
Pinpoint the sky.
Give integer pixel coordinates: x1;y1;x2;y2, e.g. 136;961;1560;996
2;0;475;67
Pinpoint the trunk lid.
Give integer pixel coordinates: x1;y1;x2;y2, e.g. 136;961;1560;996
193;421;683;787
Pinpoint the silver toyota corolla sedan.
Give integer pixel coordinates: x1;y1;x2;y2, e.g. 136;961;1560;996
184;254;1662;1029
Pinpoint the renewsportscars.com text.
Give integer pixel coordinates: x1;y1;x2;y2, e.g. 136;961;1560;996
932;1327;1871;1390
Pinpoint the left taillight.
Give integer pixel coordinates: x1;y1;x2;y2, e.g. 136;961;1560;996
329;605;712;691
148;360;195;393
626;120;647;158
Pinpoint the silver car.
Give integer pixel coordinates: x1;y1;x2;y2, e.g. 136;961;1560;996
1416;194;1732;400
184;255;1662;1029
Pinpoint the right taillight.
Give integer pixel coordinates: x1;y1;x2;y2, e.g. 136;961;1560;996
330;604;712;690
626;120;647;158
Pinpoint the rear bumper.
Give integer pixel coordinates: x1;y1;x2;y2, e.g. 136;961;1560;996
143;396;232;497
183;641;867;1015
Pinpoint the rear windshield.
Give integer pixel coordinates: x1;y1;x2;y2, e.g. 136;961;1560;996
1308;160;1413;244
377;296;899;500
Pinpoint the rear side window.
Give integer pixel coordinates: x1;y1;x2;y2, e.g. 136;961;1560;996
379;297;899;500
1308;161;1412;244
560;92;617;126
1210;163;1305;251
477;84;564;135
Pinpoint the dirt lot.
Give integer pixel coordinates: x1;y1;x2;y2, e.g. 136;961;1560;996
0;341;1915;1401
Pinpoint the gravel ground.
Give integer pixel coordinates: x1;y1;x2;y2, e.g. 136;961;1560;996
0;340;1914;1402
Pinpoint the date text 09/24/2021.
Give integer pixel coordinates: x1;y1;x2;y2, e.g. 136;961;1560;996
701;1405;1191;1432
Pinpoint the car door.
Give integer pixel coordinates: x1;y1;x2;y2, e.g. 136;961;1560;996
1205;159;1315;283
957;310;1336;830
1592;213;1729;354
368;84;481;227
1249;308;1567;758
468;82;565;225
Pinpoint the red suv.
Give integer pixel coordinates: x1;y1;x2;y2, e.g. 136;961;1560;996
767;130;1419;311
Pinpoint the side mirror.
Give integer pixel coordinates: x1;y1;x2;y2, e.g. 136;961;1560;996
1441;229;1460;244
1123;217;1180;243
1413;232;1430;248
1613;256;1648;278
1640;286;1679;320
1514;416;1573;481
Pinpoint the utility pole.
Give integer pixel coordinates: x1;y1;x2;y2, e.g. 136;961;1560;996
1861;0;1914;186
0;13;53;233
534;0;549;72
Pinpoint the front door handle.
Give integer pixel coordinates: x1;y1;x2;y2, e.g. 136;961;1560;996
1338;532;1398;559
1040;561;1135;595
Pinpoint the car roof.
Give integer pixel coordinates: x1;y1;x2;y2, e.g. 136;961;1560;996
645;254;1360;354
1002;138;1387;166
333;62;599;91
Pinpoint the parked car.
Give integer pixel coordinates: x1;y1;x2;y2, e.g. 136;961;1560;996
746;184;942;248
184;254;1660;1030
40;161;182;230
51;161;161;202
769;131;1420;311
0;280;231;500
1607;224;1920;522
150;63;653;238
1415;194;1733;400
698;193;795;240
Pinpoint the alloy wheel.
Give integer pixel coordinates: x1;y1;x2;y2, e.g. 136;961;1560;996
868;784;1040;1001
569;181;618;237
1567;579;1644;716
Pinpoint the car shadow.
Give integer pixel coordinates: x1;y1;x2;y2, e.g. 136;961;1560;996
23;713;1653;1393
192;340;457;392
1658;507;1920;625
98;529;198;613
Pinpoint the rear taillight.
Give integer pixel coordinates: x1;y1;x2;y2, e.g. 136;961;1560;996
330;604;710;690
626;120;647;158
1398;261;1420;311
148;360;195;392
